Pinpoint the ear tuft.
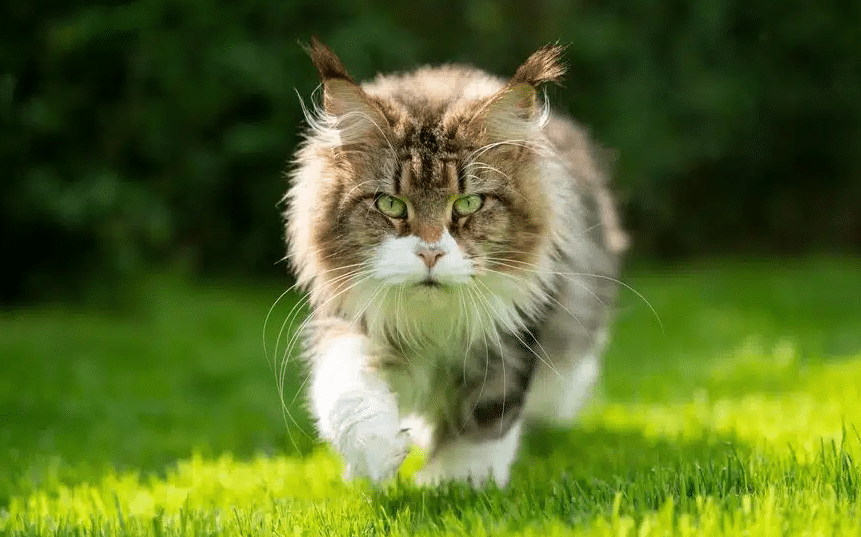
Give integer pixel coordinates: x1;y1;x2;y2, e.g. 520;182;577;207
305;36;355;83
469;44;568;140
484;82;538;122
301;38;390;145
510;43;567;87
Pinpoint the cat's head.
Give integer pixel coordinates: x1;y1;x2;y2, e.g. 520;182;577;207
287;40;566;324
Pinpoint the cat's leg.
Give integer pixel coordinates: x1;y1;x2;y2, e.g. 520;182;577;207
308;330;409;482
414;418;523;487
523;308;607;424
415;358;531;487
523;347;600;424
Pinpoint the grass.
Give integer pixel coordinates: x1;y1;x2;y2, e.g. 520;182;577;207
1;257;860;536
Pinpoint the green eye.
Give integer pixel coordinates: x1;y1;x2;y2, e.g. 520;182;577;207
453;194;484;216
375;194;408;218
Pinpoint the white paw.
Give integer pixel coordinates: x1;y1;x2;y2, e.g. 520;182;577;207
414;460;504;488
343;428;410;482
329;391;410;482
414;421;521;488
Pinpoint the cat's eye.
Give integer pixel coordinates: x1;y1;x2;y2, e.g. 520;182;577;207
453;194;484;217
375;194;408;218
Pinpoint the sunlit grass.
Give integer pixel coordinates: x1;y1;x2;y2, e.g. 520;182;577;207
1;258;860;536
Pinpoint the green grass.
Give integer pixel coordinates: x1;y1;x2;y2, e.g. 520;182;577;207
2;258;860;536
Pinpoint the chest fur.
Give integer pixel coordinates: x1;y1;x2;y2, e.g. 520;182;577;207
376;344;471;416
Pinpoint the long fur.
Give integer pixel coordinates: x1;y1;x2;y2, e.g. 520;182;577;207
283;41;627;487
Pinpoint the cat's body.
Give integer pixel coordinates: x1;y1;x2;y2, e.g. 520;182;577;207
285;40;627;486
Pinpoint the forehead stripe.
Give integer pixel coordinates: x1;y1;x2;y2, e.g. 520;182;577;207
447;160;462;193
393;159;403;195
409;149;421;191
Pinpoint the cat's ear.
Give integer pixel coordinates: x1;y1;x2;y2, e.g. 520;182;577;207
305;37;390;144
470;44;566;139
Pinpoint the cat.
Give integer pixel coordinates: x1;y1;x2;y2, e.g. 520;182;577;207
283;39;628;487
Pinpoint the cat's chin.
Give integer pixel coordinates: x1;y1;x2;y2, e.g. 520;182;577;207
385;275;470;291
404;280;460;308
411;279;450;297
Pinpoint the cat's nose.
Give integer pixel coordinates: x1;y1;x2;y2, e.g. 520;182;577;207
416;248;445;269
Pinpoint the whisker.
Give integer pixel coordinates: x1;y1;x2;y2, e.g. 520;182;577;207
348;279;389;331
482;257;664;335
338;179;380;219
482;266;585;330
473;278;561;380
484;257;609;314
276;284;373;438
278;241;364;268
463;173;526;202
394;283;417;364
282;276;381;415
470;284;513;432
263;282;305;368
278;271;375;375
461;284;493;436
467;138;550;161
462;162;512;182
275;272;377;440
335;110;397;157
265;261;365;346
273;267;371;367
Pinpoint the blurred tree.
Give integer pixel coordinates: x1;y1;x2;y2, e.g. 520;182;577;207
2;0;859;302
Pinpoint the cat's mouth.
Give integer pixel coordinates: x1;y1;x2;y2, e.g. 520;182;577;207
417;278;441;288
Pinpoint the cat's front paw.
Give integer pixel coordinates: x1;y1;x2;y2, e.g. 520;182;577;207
413;458;504;488
342;428;410;482
414;422;522;488
329;391;410;483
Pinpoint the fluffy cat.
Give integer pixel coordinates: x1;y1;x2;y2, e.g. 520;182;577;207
284;39;627;487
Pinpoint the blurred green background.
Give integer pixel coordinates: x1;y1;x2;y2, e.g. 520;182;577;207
3;0;860;303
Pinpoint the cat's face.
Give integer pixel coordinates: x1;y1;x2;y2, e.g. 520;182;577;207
309;111;550;304
290;41;566;322
338;135;544;284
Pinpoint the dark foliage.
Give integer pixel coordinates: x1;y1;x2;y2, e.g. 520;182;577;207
2;0;859;301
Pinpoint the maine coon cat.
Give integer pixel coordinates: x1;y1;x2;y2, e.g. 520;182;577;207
284;39;627;487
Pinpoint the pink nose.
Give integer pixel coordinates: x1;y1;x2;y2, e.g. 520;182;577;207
416;248;445;269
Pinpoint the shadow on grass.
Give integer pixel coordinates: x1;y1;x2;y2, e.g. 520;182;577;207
371;424;860;534
372;428;752;527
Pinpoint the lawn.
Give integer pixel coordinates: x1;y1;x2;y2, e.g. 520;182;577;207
1;257;860;536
